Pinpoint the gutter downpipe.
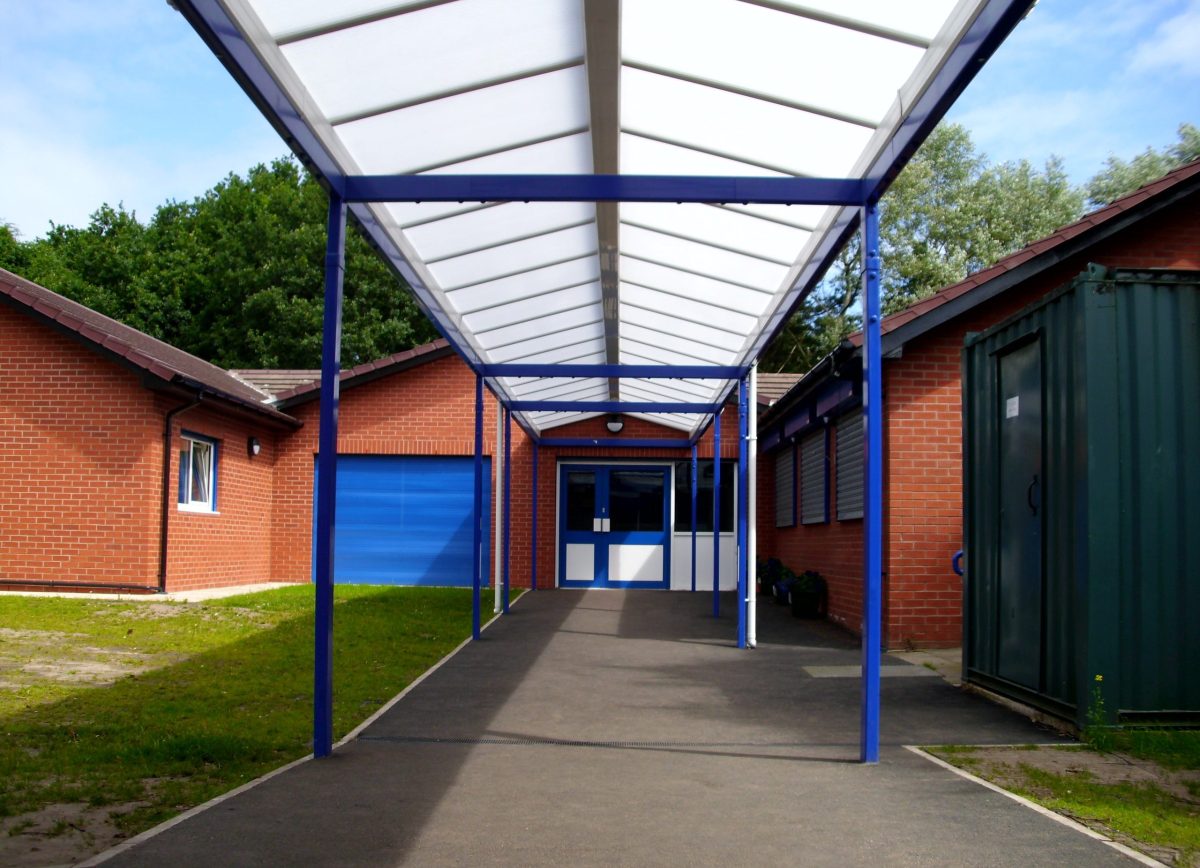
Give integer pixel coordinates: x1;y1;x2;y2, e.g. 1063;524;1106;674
737;377;748;649
712;409;721;618
159;394;203;593
493;394;503;615
748;363;758;648
690;444;697;593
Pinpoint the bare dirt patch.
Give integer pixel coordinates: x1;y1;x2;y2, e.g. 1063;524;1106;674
952;744;1200;806
0;800;147;868
0;630;160;690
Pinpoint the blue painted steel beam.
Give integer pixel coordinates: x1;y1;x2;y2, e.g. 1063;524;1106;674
690;445;698;594
538;437;692;449
509;400;719;413
861;201;883;765
737;377;749;649
343;174;866;205
503;408;512;614
689;412;719;447
472;375;483;640
480;364;745;380
531;443;539;591
313;192;345;759
506;405;542;446
712;411;721;619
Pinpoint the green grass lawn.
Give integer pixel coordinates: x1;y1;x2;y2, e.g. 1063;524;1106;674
0;585;503;839
931;731;1200;867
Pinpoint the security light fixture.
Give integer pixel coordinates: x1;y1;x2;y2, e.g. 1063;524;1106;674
248;436;262;457
605;415;624;435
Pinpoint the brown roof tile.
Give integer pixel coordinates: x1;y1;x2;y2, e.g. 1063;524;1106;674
230;369;321;397
845;158;1200;347
273;339;454;405
0;267;297;426
755;372;804;405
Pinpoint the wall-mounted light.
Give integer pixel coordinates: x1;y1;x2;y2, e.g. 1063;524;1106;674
248;436;262;457
605;414;624;435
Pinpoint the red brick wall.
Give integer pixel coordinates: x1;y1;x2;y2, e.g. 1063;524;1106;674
0;303;287;593
763;193;1200;648
164;404;278;592
0;305;163;589
763;432;867;635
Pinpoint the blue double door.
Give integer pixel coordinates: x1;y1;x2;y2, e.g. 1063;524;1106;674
559;464;671;589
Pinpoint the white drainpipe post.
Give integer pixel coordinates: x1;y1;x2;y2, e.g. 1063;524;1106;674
748;363;758;648
493;398;504;614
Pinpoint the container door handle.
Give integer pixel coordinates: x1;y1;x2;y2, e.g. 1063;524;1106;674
1026;474;1039;515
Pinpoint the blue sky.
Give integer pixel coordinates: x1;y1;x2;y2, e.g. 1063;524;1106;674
1;0;1197;240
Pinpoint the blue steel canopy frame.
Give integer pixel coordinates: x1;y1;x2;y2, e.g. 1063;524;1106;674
173;0;1036;766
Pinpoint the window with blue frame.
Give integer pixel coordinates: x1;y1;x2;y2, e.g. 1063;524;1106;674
673;459;734;533
178;433;218;512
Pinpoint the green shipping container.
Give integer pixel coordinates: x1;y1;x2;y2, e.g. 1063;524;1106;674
963;264;1200;727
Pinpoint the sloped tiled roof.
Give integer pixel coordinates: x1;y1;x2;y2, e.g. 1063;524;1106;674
765;158;1200;425
231;369;320;398
850;158;1200;347
756;372;803;406
273;340;453;407
0;267;297;426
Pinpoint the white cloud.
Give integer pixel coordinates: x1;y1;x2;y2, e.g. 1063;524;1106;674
0;0;283;239
1129;0;1200;77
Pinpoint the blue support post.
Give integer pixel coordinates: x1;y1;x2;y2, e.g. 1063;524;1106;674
503;407;512;613
313;191;346;759
737;377;749;649
472;375;483;640
690;445;698;593
531;442;539;591
861;201;883;764
712;411;721;618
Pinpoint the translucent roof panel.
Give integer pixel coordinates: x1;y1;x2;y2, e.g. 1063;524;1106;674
180;0;1027;437
279;0;584;123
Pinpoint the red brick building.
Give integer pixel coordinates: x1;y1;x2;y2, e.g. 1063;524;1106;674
1;267;740;594
0;269;296;593
4;162;1197;611
757;160;1200;648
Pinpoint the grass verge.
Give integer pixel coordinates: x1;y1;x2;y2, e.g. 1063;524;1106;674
929;733;1200;867
0;586;505;844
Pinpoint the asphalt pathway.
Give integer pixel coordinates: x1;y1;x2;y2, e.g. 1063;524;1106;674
98;590;1138;867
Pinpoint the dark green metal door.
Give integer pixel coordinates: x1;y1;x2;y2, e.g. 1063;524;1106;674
997;338;1043;689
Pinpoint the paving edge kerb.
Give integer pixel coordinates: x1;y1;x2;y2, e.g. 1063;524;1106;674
904;746;1167;868
74;599;515;867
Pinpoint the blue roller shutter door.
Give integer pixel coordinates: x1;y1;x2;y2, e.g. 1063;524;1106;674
314;456;490;586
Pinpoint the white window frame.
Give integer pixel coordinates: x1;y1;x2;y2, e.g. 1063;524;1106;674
178;433;218;513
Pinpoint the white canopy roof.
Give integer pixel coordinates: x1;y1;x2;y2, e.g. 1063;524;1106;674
180;0;1030;438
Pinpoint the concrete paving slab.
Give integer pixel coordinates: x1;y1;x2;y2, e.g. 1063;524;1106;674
97;590;1138;867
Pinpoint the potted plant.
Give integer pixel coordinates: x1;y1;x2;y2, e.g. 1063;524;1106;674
757;558;783;598
789;570;826;619
772;565;799;604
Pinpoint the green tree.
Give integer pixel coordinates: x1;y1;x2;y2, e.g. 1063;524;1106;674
761;124;1084;372
0;158;437;369
1084;123;1200;208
